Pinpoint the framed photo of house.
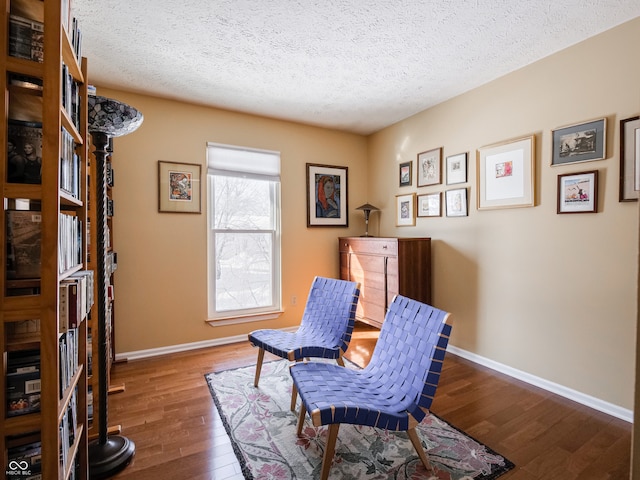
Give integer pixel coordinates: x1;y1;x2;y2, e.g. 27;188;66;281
551;118;606;166
399;161;412;187
446;152;467;185
557;170;598;214
417;147;442;187
417;192;441;217
395;193;415;226
158;160;201;213
445;188;468;217
619;115;640;202
477;135;535;210
306;163;348;227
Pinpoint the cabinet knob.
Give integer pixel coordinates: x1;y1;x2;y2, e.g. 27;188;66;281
382;245;387;249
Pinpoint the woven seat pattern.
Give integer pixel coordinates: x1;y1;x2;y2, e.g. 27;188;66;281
249;276;360;361
291;295;451;430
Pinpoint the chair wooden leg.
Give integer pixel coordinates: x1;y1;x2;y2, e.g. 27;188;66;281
321;424;340;480
407;427;431;472
290;383;298;412
296;403;307;436
253;348;265;387
336;355;345;367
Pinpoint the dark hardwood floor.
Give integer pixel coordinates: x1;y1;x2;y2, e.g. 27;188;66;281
107;322;631;479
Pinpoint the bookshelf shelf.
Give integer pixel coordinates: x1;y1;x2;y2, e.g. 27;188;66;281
1;0;92;478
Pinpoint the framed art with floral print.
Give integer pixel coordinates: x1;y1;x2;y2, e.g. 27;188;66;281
477;136;535;210
417;147;442;187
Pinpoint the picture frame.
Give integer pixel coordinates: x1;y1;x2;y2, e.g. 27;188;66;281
551;118;606;166
445;188;468;217
417;147;442;187
477;135;535;210
417;192;441;217
619;115;640;202
399;161;412;187
557;170;598;214
158;160;201;213
395;193;416;226
446;152;467;185
306;163;348;227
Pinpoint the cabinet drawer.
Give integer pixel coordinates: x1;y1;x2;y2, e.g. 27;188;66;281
339;237;398;256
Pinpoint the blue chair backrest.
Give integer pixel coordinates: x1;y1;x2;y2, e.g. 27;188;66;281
297;276;360;352
364;295;452;422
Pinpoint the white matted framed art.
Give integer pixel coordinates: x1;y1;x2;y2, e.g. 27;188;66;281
620;116;640;201
445;188;468;217
395;193;416;226
417;192;441;217
557;170;598;214
477;135;535;210
446;152;467;185
306;163;348;227
417;147;442;187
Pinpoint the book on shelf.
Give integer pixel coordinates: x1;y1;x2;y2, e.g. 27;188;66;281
6;349;41;417
6;210;42;280
7;119;43;185
8;13;44;63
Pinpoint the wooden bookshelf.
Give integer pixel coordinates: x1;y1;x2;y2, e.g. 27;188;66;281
1;0;91;478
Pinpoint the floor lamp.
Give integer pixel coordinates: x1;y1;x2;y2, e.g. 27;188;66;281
87;95;143;478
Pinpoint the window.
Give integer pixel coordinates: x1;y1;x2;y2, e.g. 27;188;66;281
207;143;281;320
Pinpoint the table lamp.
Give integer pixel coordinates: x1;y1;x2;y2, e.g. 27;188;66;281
356;203;380;237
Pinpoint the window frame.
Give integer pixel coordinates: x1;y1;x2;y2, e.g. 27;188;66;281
206;143;282;322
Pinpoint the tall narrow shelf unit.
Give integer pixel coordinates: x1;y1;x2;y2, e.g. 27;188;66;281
1;0;91;478
87;135;121;441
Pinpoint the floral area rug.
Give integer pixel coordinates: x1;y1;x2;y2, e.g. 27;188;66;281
205;360;514;480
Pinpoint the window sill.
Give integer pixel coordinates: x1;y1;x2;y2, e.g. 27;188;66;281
205;310;284;327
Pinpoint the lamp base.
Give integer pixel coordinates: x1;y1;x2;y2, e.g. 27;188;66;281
88;435;135;479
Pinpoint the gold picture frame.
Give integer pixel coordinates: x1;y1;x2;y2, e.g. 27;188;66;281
477;135;535;210
158;160;202;213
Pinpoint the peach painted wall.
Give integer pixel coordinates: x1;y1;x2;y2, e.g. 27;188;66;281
367;18;640;410
95;88;368;353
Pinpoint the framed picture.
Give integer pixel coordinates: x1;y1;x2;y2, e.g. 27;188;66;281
446;152;467;185
558;170;598;214
551;118;606;166
417;147;442;187
395;193;416;226
445;188;468;217
158;161;201;213
399;161;412;187
417;192;441;217
477;135;535;210
619;115;640;202
306;163;348;227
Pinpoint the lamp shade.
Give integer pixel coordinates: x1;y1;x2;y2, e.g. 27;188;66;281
88;95;144;137
356;203;380;212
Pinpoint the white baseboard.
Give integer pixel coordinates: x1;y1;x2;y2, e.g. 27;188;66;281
447;345;633;423
116;335;633;423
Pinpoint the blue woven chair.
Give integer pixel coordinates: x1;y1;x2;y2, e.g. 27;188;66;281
290;295;452;480
248;276;360;409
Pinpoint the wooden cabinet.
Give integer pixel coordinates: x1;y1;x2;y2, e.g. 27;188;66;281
1;1;90;478
339;237;431;328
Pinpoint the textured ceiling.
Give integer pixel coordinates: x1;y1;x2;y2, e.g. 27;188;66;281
72;1;640;135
